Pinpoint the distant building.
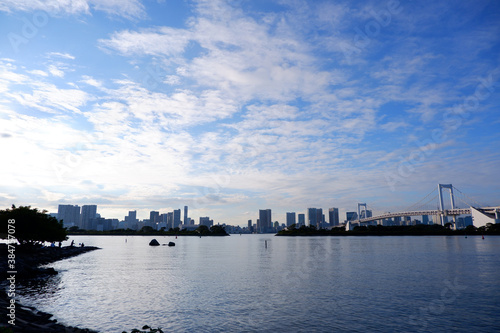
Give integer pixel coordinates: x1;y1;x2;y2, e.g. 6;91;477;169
81;205;97;230
166;212;174;230
286;212;296;227
298;214;305;227
200;216;213;227
173;209;181;228
329;208;339;226
149;211;160;227
258;209;272;233
307;208;317;227
57;205;81;228
125;210;138;230
184;206;188;225
346;211;358;222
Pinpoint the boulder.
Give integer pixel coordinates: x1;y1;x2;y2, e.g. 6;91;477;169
149;239;160;246
168;242;175;247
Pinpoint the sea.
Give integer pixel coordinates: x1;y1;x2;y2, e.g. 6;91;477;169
16;235;500;332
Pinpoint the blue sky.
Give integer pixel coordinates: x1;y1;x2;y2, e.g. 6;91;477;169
1;0;499;226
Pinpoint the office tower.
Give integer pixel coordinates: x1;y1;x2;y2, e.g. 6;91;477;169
173;209;181;228
167;212;174;229
346;211;358;222
248;219;252;230
184;206;188;225
329;208;339;226
422;215;429;224
286;212;296;227
298;214;305;227
316;208;323;228
308;208;320;227
360;210;372;219
81;205;97;230
258;209;272;232
57;205;81;228
125;210;138;230
149;211;160;227
200;217;213;227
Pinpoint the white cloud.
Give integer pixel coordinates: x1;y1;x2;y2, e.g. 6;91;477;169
48;64;65;77
0;0;145;19
47;52;76;60
99;27;191;57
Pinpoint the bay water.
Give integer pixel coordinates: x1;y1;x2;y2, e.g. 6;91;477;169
16;235;500;332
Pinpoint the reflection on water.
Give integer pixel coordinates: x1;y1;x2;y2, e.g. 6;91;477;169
16;235;500;333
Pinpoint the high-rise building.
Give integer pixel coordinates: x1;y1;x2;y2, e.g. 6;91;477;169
248;219;252;232
307;208;317;227
125;210;138;230
346;211;358;222
316;208;323;228
173;209;181;228
329;208;339;226
184;206;188;225
307;208;323;227
81;205;97;230
258;209;272;232
298;214;305;227
286;212;296;227
149;211;160;227
199;217;213;227
57;205;81;228
167;212;174;230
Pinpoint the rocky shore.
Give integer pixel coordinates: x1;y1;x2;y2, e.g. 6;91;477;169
1;244;100;332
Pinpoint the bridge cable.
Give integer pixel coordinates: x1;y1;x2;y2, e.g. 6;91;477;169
452;186;483;208
404;187;438;212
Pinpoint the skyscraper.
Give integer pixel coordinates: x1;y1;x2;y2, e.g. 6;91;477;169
184;206;188;225
173;209;181;228
346;211;358;222
286;212;296;227
125;210;138;230
298;214;305;227
57;205;81;228
258;209;272;232
329;208;339;226
150;211;160;227
81;205;97;230
308;208;322;227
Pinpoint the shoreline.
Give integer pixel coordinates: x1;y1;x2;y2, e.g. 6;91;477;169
1;244;100;333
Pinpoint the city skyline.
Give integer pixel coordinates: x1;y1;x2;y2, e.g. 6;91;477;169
1;1;499;227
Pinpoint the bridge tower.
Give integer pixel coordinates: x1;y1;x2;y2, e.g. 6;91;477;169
438;184;456;226
358;203;367;222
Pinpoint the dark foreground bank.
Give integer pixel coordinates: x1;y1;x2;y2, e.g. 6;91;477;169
0;244;99;333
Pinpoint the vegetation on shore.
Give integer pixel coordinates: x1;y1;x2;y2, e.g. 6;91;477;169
0;205;67;245
276;223;500;236
67;224;229;236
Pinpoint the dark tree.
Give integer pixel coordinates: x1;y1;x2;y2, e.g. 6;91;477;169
0;205;67;245
210;225;228;235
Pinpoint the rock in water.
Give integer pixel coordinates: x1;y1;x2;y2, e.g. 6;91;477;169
149;239;160;246
168;242;175;247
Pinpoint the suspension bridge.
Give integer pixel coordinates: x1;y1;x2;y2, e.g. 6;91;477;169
351;184;500;230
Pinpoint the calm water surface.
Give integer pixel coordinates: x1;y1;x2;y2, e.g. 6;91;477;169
17;235;500;332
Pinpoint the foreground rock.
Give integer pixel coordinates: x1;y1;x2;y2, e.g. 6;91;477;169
0;244;100;332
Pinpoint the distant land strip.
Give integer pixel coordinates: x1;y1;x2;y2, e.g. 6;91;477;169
276;224;500;236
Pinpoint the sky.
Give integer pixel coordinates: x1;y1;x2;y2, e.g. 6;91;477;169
0;0;499;226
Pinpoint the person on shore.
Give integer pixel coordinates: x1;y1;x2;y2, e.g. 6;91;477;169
58;241;62;248
81;243;85;247
70;240;74;247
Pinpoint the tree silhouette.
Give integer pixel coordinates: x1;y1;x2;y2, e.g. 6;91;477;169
0;205;67;245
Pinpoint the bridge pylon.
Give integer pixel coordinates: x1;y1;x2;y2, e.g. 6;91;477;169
438;184;459;228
